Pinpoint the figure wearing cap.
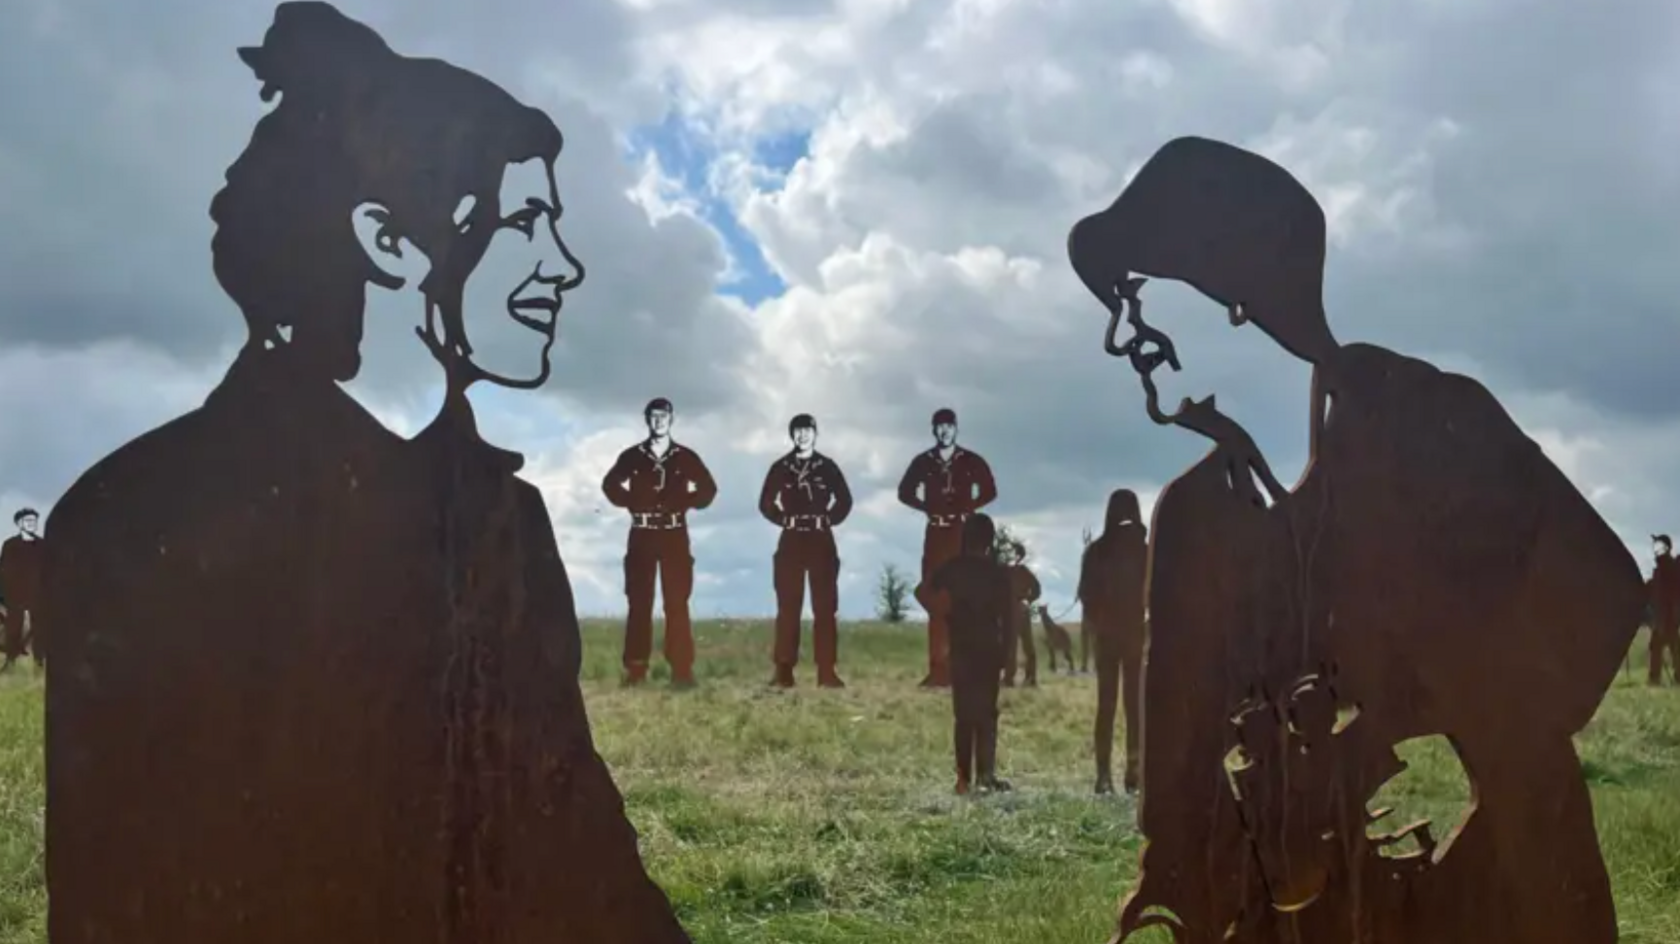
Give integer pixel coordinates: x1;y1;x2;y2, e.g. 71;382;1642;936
0;507;44;670
602;397;718;687
1077;488;1147;795
1647;534;1679;686
1072;136;1643;943
896;407;998;688
757;413;854;688
997;537;1041;688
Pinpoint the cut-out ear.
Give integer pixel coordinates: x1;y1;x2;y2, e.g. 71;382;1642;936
350;200;428;289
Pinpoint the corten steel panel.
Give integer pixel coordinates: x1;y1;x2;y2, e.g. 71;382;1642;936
1068;136;1644;944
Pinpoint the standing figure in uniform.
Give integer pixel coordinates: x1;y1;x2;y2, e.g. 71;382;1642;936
999;537;1041;688
920;513;1013;795
0;507;45;670
602;397;718;688
1078;488;1148;795
1647;533;1679;686
758;413;853;689
1070;136;1642;944
897;408;997;688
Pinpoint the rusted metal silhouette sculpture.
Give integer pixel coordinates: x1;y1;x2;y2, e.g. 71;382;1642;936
918;513;1013;794
758;413;853;688
602;397;717;688
1078;489;1148;795
898;408;997;688
1000;539;1041;687
1035;604;1078;674
1648;533;1680;686
0;508;45;670
1069;136;1644;944
37;5;691;941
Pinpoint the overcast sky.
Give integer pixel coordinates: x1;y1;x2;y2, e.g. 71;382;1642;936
3;0;1679;624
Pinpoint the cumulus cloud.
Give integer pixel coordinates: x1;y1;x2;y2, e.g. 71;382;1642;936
2;0;1677;624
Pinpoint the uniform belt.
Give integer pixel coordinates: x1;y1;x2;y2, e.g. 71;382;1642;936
783;515;830;532
927;512;968;528
630;511;686;530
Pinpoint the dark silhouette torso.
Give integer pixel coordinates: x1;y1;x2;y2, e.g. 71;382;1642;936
42;349;687;943
1125;343;1642;943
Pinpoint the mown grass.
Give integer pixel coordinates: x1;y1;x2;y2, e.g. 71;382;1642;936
0;621;1676;942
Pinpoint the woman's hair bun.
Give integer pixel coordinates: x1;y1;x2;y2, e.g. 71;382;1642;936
236;2;393;103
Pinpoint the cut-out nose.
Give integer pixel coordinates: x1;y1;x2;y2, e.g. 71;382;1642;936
536;230;585;291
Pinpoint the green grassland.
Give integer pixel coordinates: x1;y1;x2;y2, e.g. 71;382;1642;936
0;620;1677;942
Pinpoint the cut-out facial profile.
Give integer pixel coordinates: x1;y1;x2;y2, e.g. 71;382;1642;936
38;5;689;942
1070;136;1644;943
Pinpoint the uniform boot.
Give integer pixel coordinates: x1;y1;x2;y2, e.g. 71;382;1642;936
622;663;648;687
671;670;696;689
770;665;796;688
816;667;845;689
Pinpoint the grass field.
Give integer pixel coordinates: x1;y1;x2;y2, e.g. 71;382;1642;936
0;619;1677;942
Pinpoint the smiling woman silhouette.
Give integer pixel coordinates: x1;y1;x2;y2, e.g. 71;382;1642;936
39;5;688;943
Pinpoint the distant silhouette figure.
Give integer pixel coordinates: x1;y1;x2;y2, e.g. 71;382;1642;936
601;398;717;688
0;507;44;670
1078;488;1148;795
1033;604;1078;674
1648;534;1679;686
920;513;1012;795
758;414;852;688
1071;136;1642;943
999;539;1040;687
898;408;997;688
38;4;689;941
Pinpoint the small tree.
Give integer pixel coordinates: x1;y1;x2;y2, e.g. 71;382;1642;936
992;523;1027;565
877;562;912;623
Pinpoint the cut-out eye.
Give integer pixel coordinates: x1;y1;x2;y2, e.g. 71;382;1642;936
505;208;542;236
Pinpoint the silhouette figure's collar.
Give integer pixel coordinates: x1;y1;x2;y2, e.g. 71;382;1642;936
926;445;966;462
412;391;526;476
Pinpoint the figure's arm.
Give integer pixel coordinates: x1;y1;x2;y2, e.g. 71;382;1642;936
896;457;927;513
916;564;944;614
827;462;854;526
757;464;786;526
1076;544;1097;608
684;451;719;511
1024;567;1042;604
969;455;998;512
600;451;634;508
993;574;1013;657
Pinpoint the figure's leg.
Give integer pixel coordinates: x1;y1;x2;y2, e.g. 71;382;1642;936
1648;624;1666;686
811;535;843;687
1093;629;1120;794
622;535;658;686
1120;640;1143;794
919;529;957;688
951;678;975;793
0;609;16;672
660;531;697;686
1020;613;1038;687
977;661;1008;791
1080;623;1091;673
770;537;803;687
1001;610;1019;687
